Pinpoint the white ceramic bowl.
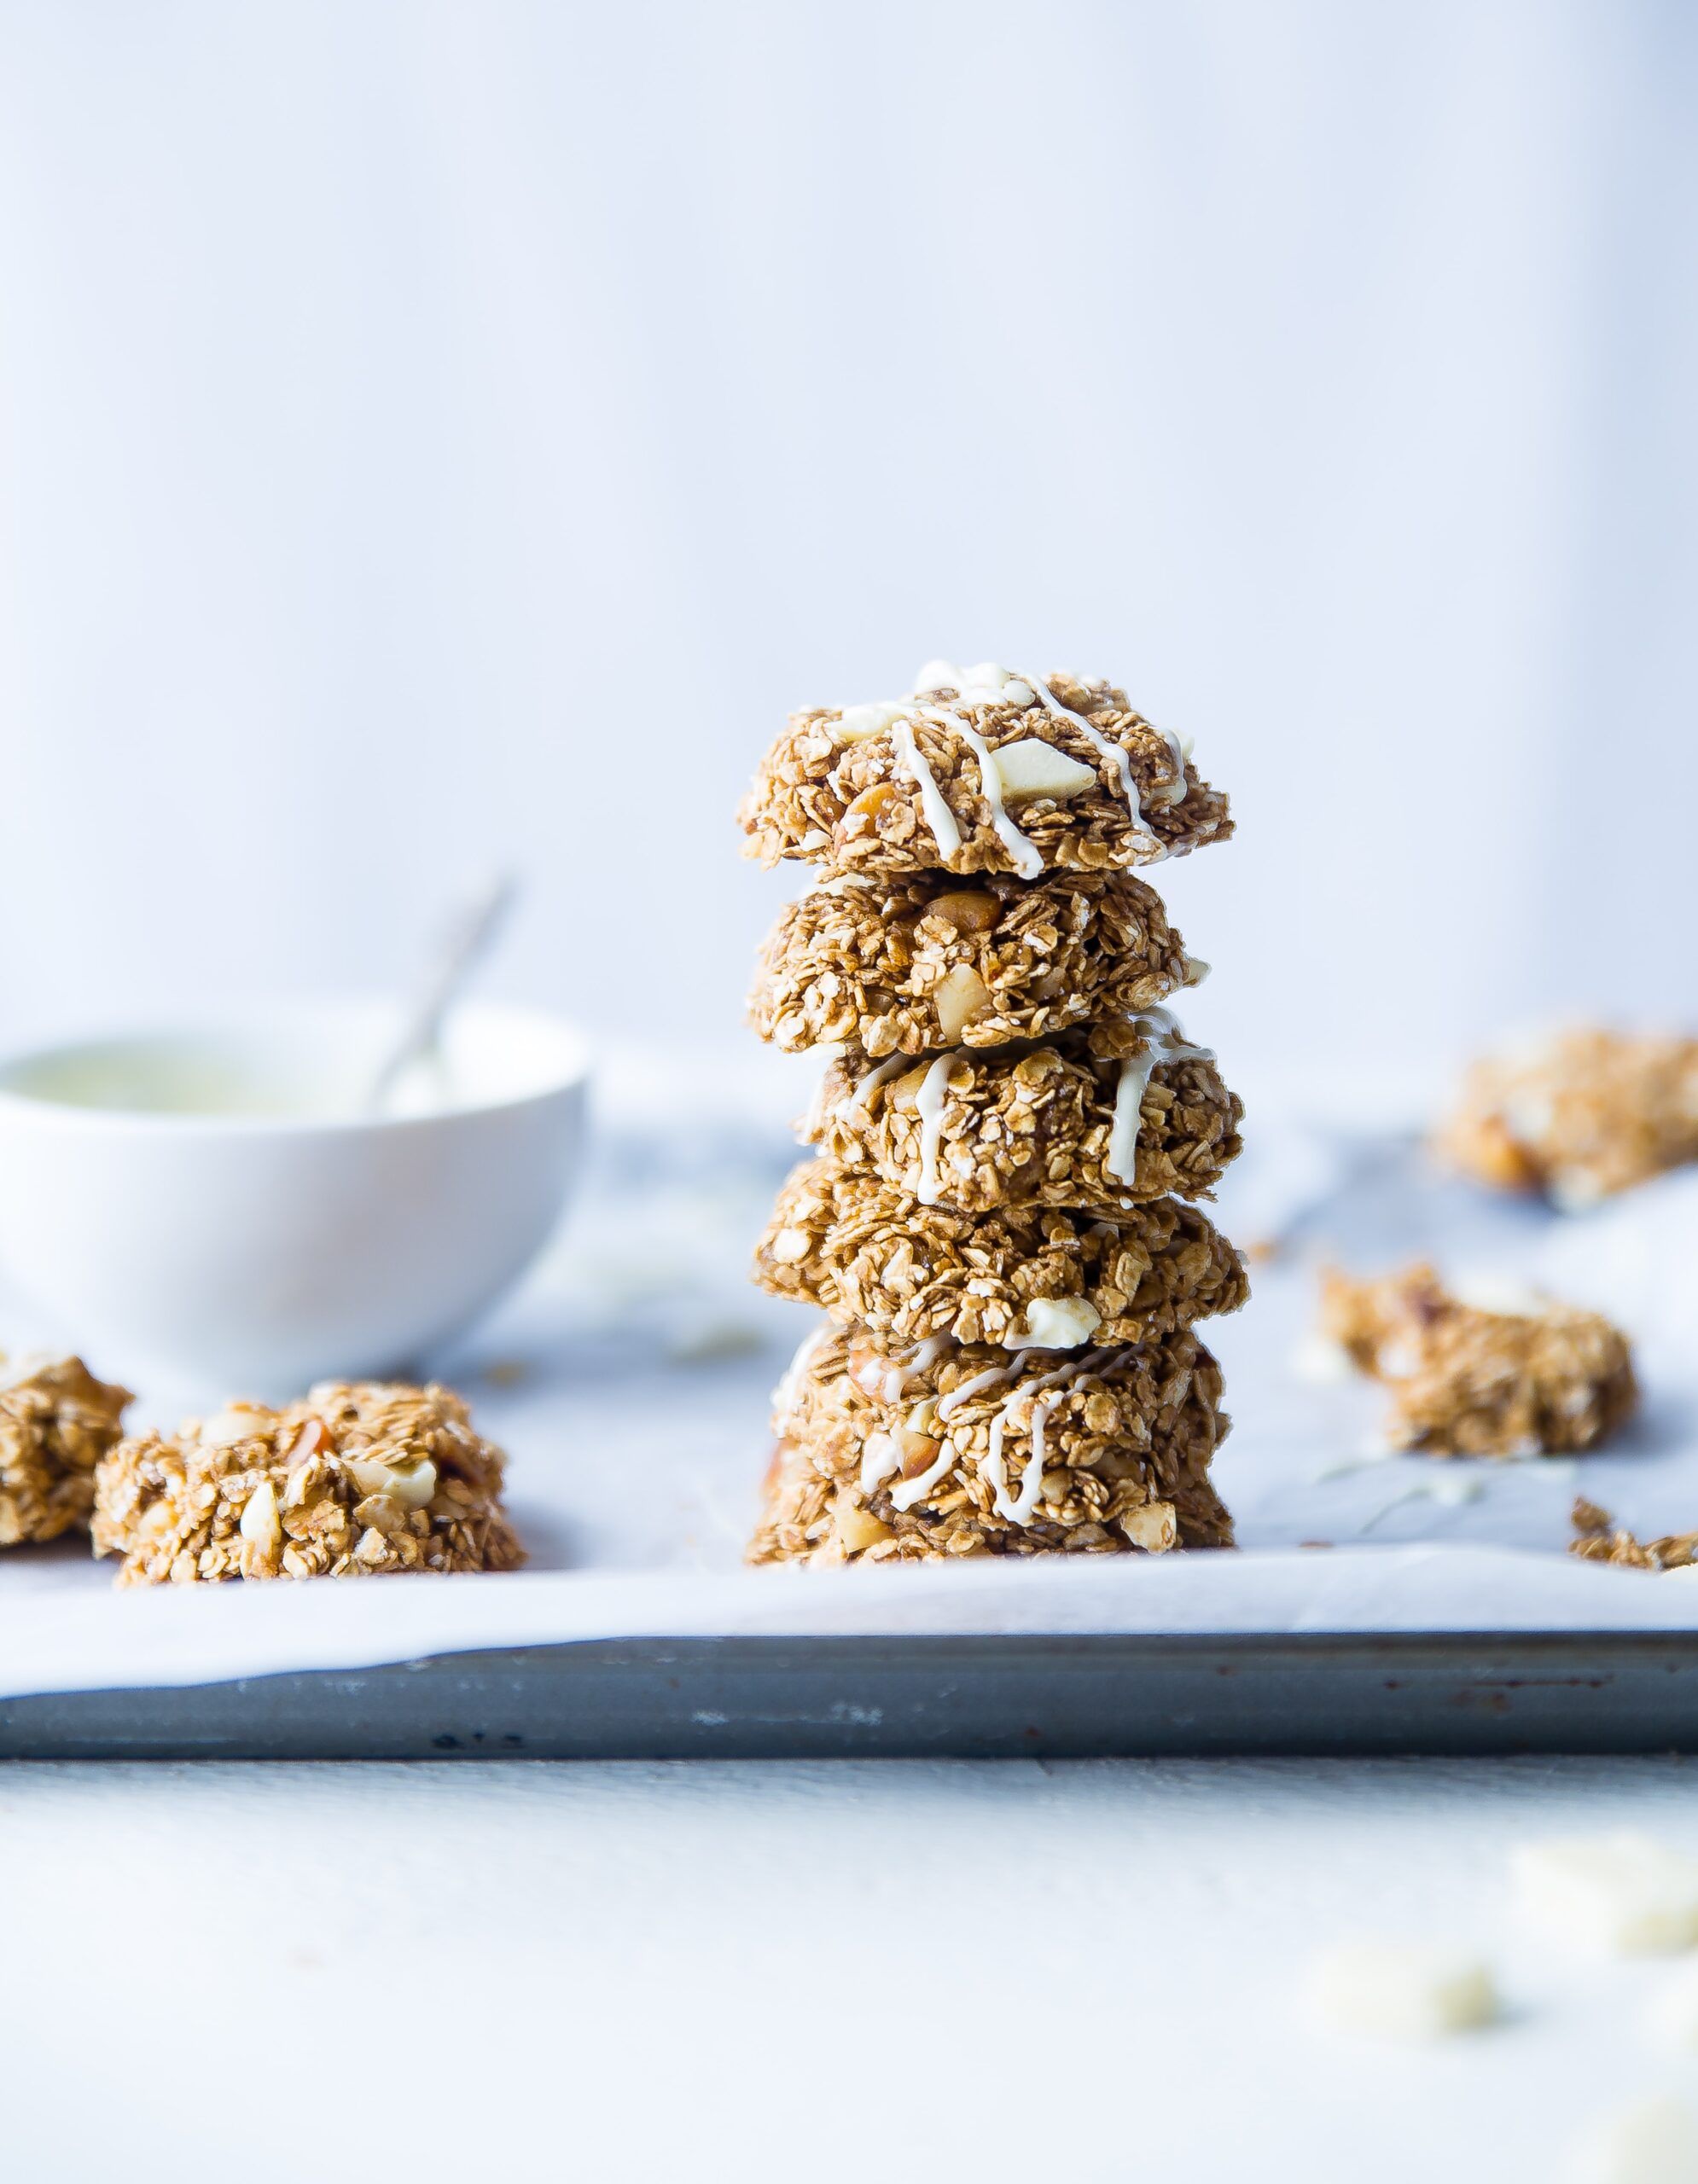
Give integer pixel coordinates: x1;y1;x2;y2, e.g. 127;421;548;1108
0;999;590;1391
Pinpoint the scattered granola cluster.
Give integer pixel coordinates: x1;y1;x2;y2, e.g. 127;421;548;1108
0;1352;133;1545
1318;1264;1637;1459
92;1380;523;1586
740;659;1245;1565
1569;1497;1698;1572
1435;1026;1698;1208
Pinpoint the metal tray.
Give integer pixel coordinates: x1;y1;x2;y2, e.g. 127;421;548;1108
7;1629;1698;1759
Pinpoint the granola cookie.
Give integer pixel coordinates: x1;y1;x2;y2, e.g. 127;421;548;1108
92;1380;524;1586
0;1353;133;1546
1435;1026;1698;1208
749;868;1203;1058
738;664;1230;880
755;1157;1248;1351
1318;1264;1637;1458
749;1321;1233;1564
809;1013;1242;1216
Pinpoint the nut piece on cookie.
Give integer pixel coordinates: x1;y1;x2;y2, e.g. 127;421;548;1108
92;1380;523;1585
754;1156;1249;1351
1317;1263;1637;1458
737;667;1231;880
810;1018;1242;1217
749;1322;1234;1565
1435;1026;1698;1209
0;1352;133;1546
749;868;1201;1058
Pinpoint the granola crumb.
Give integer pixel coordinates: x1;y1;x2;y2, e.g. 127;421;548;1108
0;1352;133;1546
1569;1497;1698;1573
92;1380;523;1585
1317;1263;1637;1458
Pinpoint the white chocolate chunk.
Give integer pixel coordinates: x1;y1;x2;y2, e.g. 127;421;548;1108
1121;1501;1178;1551
991;738;1100;802
1512;1833;1698;1954
1006;1297;1102;1351
834;700;911;744
1305;1939;1497;2041
1566;2096;1698;2184
345;1455;438;1507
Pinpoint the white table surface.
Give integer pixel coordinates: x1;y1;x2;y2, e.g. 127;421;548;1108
9;1753;1698;2182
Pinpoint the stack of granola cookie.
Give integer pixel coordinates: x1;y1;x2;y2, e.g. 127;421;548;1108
738;660;1247;1565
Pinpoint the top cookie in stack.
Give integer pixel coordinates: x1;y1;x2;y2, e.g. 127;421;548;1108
739;661;1247;1567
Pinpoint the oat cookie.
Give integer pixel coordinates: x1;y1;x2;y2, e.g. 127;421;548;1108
750;868;1202;1058
0;1352;132;1546
810;1013;1242;1216
738;664;1230;880
749;1321;1233;1564
1435;1027;1698;1208
93;1380;523;1586
1318;1264;1637;1458
756;1157;1248;1350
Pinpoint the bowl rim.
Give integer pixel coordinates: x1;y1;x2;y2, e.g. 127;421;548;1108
0;996;592;1139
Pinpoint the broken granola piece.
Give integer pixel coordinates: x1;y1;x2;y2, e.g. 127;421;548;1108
749;868;1202;1057
0;1352;133;1546
1435;1026;1698;1208
755;1157;1248;1350
749;1321;1233;1565
811;1016;1242;1216
738;667;1231;879
1569;1497;1698;1573
92;1380;523;1585
1318;1263;1637;1457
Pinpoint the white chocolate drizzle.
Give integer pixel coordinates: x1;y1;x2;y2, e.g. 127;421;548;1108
912;1052;954;1205
879;1333;949;1403
771;1326;829;1420
858;1432;902;1495
936;1360;1026;1421
933;707;1044;880
1021;672;1155;846
892;717;961;861
966;1347;1132;1529
889;1436;957;1511
835;1050;909;1121
1105;1007;1216;1183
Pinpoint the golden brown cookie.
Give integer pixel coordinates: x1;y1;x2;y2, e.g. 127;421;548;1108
749;867;1202;1058
0;1352;133;1546
749;1321;1233;1564
93;1380;523;1585
809;1014;1242;1216
738;666;1230;880
756;1156;1247;1350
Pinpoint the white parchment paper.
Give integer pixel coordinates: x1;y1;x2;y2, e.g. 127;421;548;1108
4;1056;1696;1701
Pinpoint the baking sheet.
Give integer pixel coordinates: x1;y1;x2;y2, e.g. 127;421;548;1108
4;1047;1697;1705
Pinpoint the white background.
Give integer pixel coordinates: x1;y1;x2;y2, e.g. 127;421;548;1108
0;0;1693;1105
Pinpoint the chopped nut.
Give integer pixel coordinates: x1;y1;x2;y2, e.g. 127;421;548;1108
923;889;1000;936
237;1477;282;1560
933;962;992;1040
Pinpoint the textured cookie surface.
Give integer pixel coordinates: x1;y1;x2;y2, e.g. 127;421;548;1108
0;1353;132;1546
756;1156;1248;1350
750;868;1201;1058
738;666;1230;880
1435;1027;1698;1208
93;1380;523;1585
811;1016;1242;1216
1319;1263;1637;1458
749;1321;1233;1565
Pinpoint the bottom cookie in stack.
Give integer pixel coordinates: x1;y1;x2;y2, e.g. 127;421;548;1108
747;1322;1232;1565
